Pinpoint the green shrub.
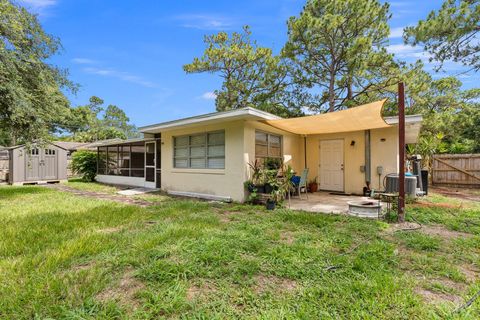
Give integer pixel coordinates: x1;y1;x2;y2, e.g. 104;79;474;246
71;150;97;182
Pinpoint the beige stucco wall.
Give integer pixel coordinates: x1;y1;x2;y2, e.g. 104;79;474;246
243;121;303;181
371;126;399;190
161;120;246;202
160;120;302;202
305;126;399;194
160;118;398;200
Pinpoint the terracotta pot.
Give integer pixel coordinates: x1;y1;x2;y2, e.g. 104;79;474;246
308;183;318;193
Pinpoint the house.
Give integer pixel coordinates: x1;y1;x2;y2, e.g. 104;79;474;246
94;100;422;202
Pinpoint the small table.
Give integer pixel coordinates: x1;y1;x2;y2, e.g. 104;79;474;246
377;193;399;218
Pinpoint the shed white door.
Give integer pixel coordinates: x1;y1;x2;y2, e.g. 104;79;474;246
319;140;344;192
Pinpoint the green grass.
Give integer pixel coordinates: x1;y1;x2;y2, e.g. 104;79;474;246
0;186;479;319
65;178;120;194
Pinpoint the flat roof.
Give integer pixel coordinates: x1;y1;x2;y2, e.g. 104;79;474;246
139;107;282;134
93;137;155;147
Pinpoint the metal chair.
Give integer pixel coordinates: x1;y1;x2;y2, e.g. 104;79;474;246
298;168;309;199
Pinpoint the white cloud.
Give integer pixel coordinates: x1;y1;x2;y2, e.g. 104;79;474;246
174;14;234;30
387;43;431;60
71;58;96;65
83;67;158;88
200;91;217;100
389;27;405;39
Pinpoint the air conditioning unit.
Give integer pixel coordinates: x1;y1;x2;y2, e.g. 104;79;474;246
385;175;417;197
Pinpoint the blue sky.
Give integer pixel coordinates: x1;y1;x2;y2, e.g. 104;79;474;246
19;0;475;127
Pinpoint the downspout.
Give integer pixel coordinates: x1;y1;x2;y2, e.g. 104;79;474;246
365;130;371;189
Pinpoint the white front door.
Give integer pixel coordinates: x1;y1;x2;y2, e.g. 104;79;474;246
319;139;344;192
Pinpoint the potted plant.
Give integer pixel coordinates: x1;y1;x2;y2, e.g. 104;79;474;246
264;169;278;194
308;178;318;193
248;160;266;193
265;166;294;210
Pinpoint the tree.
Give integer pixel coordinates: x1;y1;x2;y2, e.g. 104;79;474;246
67;96;139;142
405;0;480;72
0;0;76;146
283;0;399;112
71;150;97;182
183;26;302;117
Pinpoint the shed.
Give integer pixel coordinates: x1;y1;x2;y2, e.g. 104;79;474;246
7;142;68;185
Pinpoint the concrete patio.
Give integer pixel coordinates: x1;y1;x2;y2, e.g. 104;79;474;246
288;191;382;214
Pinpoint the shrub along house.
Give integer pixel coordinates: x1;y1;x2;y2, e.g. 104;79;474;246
95;100;422;202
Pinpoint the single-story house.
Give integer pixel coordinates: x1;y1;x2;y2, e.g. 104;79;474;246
95;100;422;202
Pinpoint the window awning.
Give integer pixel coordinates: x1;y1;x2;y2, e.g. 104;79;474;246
263;99;391;135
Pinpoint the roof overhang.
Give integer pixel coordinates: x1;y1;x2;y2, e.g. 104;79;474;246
384;115;423;144
139;107;281;134
93;137;155;147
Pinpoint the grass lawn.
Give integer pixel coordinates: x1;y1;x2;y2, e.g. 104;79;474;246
0;185;479;319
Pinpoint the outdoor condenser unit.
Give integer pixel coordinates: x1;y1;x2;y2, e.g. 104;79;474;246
385;175;417;197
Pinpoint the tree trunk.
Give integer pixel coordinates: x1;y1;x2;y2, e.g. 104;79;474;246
328;71;335;112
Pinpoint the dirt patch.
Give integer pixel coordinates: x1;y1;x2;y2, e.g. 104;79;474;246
72;261;95;271
413;201;462;209
415;287;462;305
217;210;242;223
97;269;145;309
96;226;122;234
421;225;471;240
384;222;422;234
459;264;479;282
431;187;480;202
186;282;217;301
253;274;297;294
279;232;295;245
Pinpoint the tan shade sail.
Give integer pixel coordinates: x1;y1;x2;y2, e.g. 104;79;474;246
263;99;391;135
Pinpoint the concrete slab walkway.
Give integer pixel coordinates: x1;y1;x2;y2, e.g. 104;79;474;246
288;191;379;214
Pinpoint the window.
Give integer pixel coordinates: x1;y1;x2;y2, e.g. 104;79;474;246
30;148;39;156
255;131;283;159
173;131;225;169
45;149;55;155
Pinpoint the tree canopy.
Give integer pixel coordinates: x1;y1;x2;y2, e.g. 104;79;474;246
64;96;139;143
183;26;302;117
405;0;480;72
0;0;76;146
283;0;399;112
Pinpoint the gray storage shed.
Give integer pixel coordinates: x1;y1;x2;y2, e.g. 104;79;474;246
7;142;68;185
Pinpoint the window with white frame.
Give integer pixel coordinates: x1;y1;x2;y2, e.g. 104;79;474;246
173;131;225;169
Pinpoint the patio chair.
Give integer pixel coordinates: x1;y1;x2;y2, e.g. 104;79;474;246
296;168;309;200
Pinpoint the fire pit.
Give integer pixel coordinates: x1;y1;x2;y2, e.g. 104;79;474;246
348;200;382;218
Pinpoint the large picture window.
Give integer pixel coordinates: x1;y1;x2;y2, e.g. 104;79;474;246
173;131;225;169
255;131;282;159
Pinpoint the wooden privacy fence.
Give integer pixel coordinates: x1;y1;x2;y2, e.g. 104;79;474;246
432;154;480;188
